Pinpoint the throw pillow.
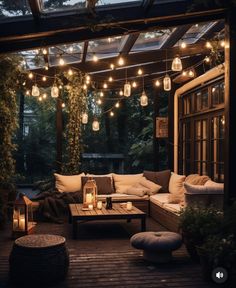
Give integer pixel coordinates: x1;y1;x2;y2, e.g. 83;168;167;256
143;170;171;192
54;173;85;193
81;176;115;195
125;184;148;197
112;173;143;194
185;174;210;185
138;177;162;195
168;173;186;204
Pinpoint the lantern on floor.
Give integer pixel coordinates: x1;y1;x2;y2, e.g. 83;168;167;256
12;193;36;238
83;178;97;209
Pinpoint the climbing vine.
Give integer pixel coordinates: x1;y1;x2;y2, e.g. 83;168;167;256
62;70;87;174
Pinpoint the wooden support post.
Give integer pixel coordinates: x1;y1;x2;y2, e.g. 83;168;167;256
168;87;175;172
153;90;159;171
224;9;236;206
56;97;63;173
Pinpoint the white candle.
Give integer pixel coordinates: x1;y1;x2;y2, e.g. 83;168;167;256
19;217;25;230
86;193;92;203
97;201;102;209
127;202;132;211
88;204;93;210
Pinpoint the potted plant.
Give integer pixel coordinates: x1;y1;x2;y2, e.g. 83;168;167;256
179;206;223;261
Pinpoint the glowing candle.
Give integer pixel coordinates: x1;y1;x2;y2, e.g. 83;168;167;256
127;202;132;211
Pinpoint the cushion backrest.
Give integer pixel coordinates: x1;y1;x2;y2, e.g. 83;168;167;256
81;176;115;195
143;170;171;193
54;173;85;193
112;173;143;194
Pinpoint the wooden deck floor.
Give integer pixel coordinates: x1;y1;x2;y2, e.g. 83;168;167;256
0;217;217;288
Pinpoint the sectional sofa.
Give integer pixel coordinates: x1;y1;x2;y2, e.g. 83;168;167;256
54;171;224;232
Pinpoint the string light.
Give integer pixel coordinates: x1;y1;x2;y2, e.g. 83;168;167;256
206;41;212;49
22;81;26;86
82;113;88;124
62;103;66;108
44;64;49;71
42;93;47;99
155;80;160;87
137;68;143;75
181;42;187;49
119;90;123;96
100;91;104;97
83;84;87;90
26;90;30;96
28;72;33;79
59;56;65;66
69;46;74;53
42;48;47;55
110;111;114;117
38;96;42;101
115;102;120;108
42;76;47;82
220;40;225;47
103;83;108;89
68;69;73;76
110;63;115;70
171;55;182;71
188;69;195;78
118;55;124;66
86;75;91;82
108;76;113;82
97;99;102;105
59;85;63;89
132;81;137;88
93;53;98;62
182;71;187;76
204;56;210;63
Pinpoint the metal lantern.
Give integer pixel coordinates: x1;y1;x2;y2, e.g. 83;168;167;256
124;82;131;97
51;84;59;98
171;55;182;71
163;74;171;91
83;178;97;208
31;84;40;97
12;193;36;238
140;91;148;106
92;119;99;131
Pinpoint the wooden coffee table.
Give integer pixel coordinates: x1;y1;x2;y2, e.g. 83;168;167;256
69;203;146;239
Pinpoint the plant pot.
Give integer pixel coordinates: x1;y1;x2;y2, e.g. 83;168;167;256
196;246;212;282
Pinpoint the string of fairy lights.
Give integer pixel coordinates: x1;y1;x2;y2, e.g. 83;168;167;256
22;39;225;131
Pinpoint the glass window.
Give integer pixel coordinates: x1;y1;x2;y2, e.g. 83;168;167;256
219;82;225;104
201;89;208;109
212;84;220;105
0;1;31;19
196;92;201;111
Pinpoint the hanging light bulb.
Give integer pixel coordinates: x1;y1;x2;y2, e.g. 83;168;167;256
206;41;212;49
124;82;131;97
83;84;87;90
108;76;113;82
92;119;100;131
205;56;210;63
32;84;40;97
93;53;98;62
44;64;49;71
28;72;33;79
119;90;123;96
110;111;114;117
42;76;47;82
118;55;124;66
82;112;88;124
182;71;187;76
26;90;30;96
137;68;143;75
115;102;120;108
220;40;225;47
181;42;186;49
103;83;108;89
62;103;66;108
38;96;43;101
59;56;65;66
42;93;47;99
155;80;160;87
69;46;74;53
68;69;73;76
100;91;104;97
188;69;195;78
51;84;59;98
171;55;182;71
22;81;26;86
140;91;148;107
110;63;115;70
163;74;171;91
132;81;137;88
97;99;102;105
86;75;91;82
42;48;47;55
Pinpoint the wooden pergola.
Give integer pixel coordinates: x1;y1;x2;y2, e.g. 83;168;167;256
0;0;235;206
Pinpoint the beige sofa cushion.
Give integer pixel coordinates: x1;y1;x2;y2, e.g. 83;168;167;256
185;174;210;185
138;177;162;195
54;172;85;193
97;193;149;201
112;173;143;194
168;173;186;204
149;193;170;207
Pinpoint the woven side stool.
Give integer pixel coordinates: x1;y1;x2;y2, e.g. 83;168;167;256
9;234;69;285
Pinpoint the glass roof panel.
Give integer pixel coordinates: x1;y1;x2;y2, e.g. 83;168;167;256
48;42;84;66
20;49;45;70
182;22;218;44
42;0;140;12
0;0;31;19
86;36;125;61
131;28;175;53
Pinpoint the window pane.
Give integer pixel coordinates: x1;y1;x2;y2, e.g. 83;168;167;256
195;121;201;140
0;1;31;18
212;84;220;105
219;82;225;104
201;89;208;109
202;140;207;161
196;92;201;111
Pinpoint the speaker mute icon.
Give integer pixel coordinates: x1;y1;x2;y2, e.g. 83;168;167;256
212;267;228;283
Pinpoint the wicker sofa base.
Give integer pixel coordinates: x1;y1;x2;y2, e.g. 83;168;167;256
150;202;180;232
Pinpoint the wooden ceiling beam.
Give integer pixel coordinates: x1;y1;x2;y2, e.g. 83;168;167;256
119;33;140;55
27;0;42;21
161;24;192;48
82;41;89;63
0;1;225;53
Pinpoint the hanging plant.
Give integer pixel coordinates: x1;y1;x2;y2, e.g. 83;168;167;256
62;70;87;174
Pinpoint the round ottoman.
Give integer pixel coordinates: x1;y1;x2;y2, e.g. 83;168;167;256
130;231;182;263
9;234;69;285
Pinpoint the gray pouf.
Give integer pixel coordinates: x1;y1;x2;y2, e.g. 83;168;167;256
9;234;69;285
130;231;182;263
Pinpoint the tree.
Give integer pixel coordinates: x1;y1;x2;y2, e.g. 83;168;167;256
0;0;30;16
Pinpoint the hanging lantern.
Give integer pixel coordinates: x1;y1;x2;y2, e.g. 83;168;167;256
31;84;40;97
82;112;88;124
92;119;99;131
51;84;59;98
83;177;98;209
124;82;131;97
163;74;171;91
12;193;36;239
140;91;148;107
171;55;182;71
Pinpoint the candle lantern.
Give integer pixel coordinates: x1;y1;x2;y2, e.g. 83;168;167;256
12;193;36;238
83;178;97;208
